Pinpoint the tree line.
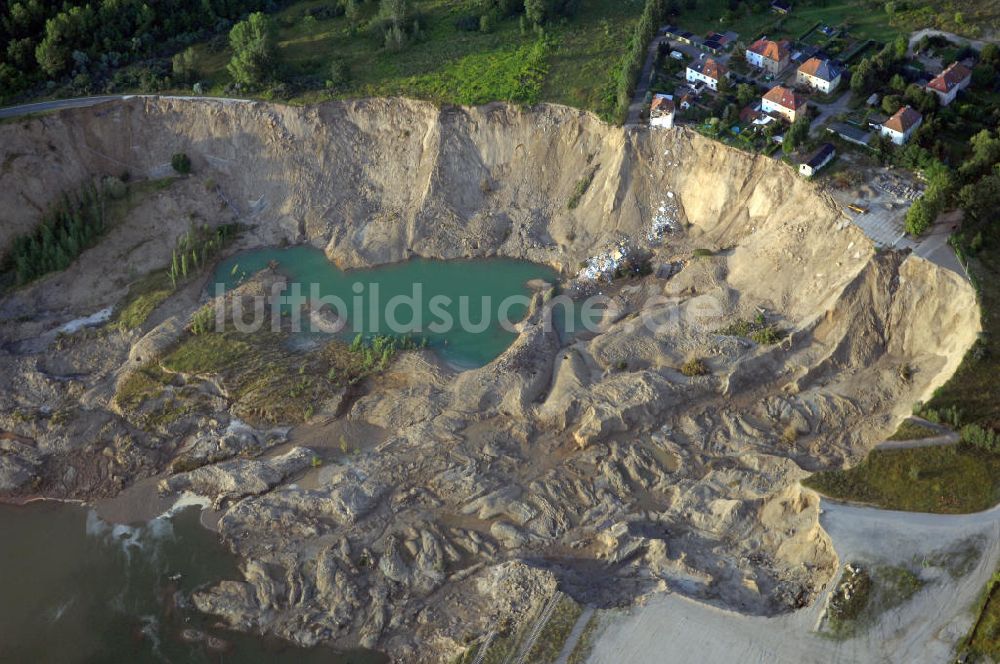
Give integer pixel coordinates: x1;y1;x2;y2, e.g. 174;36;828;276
4;179;118;284
0;0;289;101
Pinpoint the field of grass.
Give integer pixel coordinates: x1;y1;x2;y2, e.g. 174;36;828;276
891;0;1000;39
188;0;643;119
804;444;1000;513
673;0;902;44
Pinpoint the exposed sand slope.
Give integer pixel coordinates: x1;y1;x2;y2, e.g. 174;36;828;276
0;98;982;662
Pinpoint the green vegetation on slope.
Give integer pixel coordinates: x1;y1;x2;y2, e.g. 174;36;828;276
804;444;1000;513
886;419;940;441
823;563;925;639
964;571;1000;662
186;0;647;120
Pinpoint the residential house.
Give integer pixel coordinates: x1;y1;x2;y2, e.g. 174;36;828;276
880;105;922;145
701;31;736;54
746;38;791;75
686;58;729;91
675;87;696;110
925;61;972;106
799;143;836;177
796;57;843;93
771;0;791;14
650;94;675;129
761;85;806;122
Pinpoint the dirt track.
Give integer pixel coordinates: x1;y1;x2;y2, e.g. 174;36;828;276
588;497;1000;664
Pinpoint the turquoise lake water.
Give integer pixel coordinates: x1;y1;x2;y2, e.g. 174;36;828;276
212;246;563;367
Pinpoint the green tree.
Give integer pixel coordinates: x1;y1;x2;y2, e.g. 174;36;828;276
525;0;547;24
958;175;1000;224
226;12;276;86
171;152;192;174
905;196;935;235
171;46;197;83
736;83;757;107
981;43;1000;69
782;115;810;154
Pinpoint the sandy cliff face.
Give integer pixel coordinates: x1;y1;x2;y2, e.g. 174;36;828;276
0;98;981;662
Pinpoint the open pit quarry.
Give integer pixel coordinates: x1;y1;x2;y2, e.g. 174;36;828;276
0;97;982;662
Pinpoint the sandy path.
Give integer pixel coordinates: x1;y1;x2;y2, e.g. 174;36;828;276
587;498;1000;664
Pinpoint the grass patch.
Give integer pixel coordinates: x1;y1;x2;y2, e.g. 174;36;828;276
567;167;597;210
567;612;599;664
804;444;1000;513
187;0;644;120
114;270;174;331
524;596;585;664
716;311;785;345
115;363;174;412
162;332;255;375
965;571;1000;661
680;357;708;377
823;563;925;639
887;419;941;441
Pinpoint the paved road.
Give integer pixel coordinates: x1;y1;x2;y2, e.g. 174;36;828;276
0;95;132;119
0;94;251;120
873;417;960;450
626;30;670;126
808;90;852;137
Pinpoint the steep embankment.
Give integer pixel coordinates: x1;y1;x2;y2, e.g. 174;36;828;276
0;98;981;662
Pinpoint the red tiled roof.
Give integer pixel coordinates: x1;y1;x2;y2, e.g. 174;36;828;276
763;85;805;110
884;105;922;133
703;58;727;80
927;61;972;93
651;95;675;115
749;38;790;62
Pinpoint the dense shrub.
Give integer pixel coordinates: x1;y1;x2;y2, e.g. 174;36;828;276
171;152;192;174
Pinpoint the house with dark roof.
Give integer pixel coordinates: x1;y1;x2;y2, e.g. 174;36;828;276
761;85;806;122
746;38;791;75
771;0;791;14
701;31;736;54
799;143;836;177
880;105;922;145
686;58;729;91
796;57;843;93
827;122;872;147
925;62;972;106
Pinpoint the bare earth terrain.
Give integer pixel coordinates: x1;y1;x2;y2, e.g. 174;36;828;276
0;98;981;662
588;498;1000;664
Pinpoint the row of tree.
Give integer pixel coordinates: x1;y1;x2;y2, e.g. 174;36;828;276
5;180;116;284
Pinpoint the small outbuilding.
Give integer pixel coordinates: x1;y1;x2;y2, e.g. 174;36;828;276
799;143;836;177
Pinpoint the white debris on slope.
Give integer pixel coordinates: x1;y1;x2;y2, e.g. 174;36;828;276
57;307;113;334
648;192;680;244
576;239;632;282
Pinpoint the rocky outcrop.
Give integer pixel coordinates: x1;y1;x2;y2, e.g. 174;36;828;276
159;446;315;505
